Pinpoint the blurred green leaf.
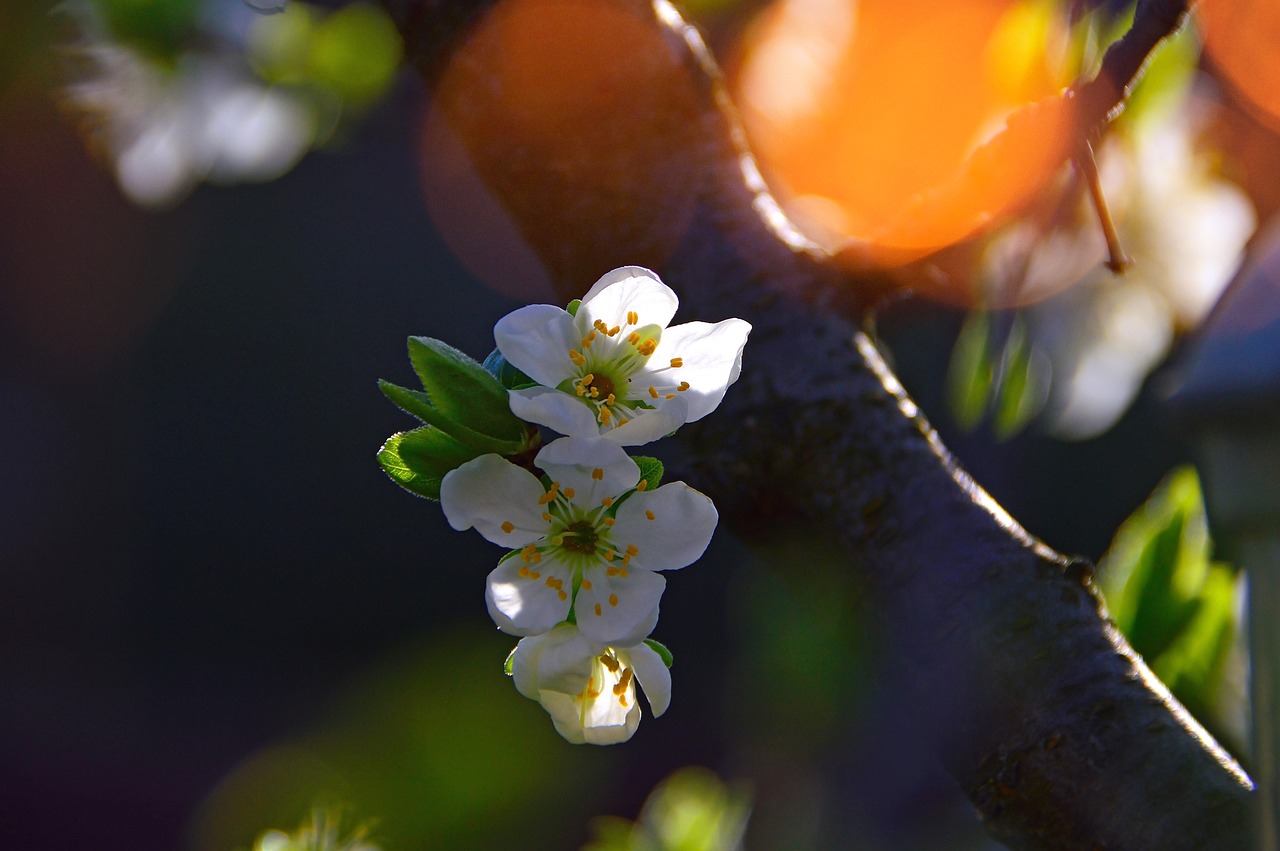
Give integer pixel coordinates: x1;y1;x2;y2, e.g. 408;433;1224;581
248;3;320;86
947;310;995;432
377;425;477;500
584;767;750;851
1099;466;1241;717
94;0;200;61
948;311;1046;438
992;320;1047;440
306;3;402;105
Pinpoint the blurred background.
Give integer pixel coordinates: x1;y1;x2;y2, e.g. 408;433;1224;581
1;0;1277;848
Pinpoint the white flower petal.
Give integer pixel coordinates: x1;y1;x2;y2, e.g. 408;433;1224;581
576;567;665;644
508;386;600;437
603;395;688;446
622;642;672;718
612;483;718;571
579;691;640;745
535;437;639;497
648;318;751;421
494;303;579;388
440;454;546;546
579;267;679;332
485;556;574;636
511;623;597;700
537;691;590;744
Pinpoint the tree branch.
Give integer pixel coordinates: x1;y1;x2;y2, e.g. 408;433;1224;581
391;0;1253;846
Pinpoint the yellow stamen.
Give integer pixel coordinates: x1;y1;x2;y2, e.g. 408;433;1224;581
678;381;690;392
600;654;620;672
582;580;593;590
613;668;633;695
648;386;659;398
594;603;602;616
500;521;514;534
628;331;641;345
563;488;575;499
645;510;655;521
670;357;683;368
627;311;638;325
608;593;618;607
601;496;614;507
592;468;604;480
626;544;639;556
603;517;615;527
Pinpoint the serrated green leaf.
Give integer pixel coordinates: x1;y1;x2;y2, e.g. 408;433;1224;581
379;379;526;456
377;426;477;500
566;298;581;316
631;455;664;492
947;310;994;431
407;336;526;441
643;638;674;668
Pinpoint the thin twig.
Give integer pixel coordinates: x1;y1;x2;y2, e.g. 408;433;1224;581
1074;138;1133;273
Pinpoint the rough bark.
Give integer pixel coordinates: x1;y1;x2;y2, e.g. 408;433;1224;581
389;0;1256;846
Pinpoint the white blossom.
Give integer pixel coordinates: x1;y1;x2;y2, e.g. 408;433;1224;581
494;267;751;446
440;437;717;645
510;623;671;745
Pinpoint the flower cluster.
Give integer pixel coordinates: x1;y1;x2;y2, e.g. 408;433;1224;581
379;267;749;744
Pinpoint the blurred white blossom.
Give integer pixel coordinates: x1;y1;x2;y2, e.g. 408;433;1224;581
64;24;313;207
1036;107;1254;439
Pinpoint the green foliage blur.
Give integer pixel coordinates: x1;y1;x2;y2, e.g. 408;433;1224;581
1099;467;1243;740
584;767;750;851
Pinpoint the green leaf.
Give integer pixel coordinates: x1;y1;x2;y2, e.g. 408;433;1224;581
377;426;477;500
503;646;517;676
1151;563;1239;715
566;298;582;317
407;337;526;441
631;456;664;492
1099;466;1240;719
482;349;536;390
992;320;1047;440
379;380;526;456
306;2;402;105
947;310;994;431
643;639;674;668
